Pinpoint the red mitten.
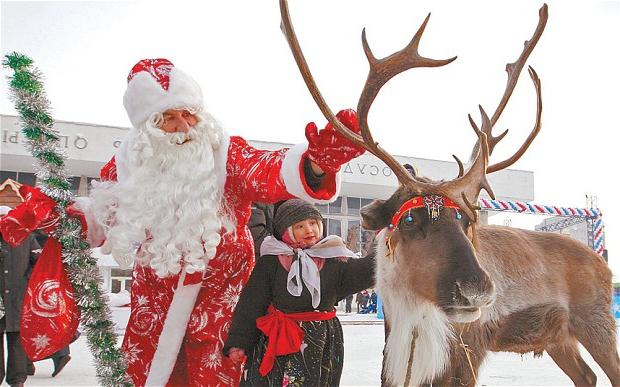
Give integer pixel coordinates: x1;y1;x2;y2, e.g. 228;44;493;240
0;185;58;247
0;203;38;247
304;109;366;174
20;238;81;361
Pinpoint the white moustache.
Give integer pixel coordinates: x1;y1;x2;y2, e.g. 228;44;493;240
166;130;194;145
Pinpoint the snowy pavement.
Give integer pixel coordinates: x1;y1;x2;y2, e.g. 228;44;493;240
21;311;617;386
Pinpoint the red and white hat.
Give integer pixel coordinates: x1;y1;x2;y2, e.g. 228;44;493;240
123;58;203;128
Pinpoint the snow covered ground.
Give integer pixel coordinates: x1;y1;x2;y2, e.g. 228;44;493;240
22;311;617;386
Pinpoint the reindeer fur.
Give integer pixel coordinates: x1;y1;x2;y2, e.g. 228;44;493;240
376;224;620;387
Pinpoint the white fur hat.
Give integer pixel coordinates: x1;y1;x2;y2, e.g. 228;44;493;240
123;58;203;128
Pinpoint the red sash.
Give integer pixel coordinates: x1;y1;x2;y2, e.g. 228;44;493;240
256;305;336;376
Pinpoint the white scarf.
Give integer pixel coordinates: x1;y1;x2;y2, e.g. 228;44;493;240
260;235;358;308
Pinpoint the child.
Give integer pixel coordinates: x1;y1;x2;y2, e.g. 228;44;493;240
224;199;376;386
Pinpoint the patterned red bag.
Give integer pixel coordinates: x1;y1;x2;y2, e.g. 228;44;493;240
20;238;81;360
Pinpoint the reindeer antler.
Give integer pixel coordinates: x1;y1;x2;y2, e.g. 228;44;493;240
356;15;457;183
280;1;547;222
470;4;547;171
279;0;455;185
440;4;547;220
487;66;542;173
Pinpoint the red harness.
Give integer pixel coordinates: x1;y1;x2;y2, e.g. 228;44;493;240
389;194;461;229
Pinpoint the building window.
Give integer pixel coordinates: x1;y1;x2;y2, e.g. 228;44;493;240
111;268;133;294
0;171;17;182
111;278;132;293
348;197;361;215
69;176;80;194
327;218;342;237
17;172;36;186
328;197;342;214
361;198;374;210
111;279;122;293
0;171;36;186
316;196;344;216
316;203;327;214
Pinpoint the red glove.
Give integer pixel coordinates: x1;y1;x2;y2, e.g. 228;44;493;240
304;109;366;174
0;185;59;247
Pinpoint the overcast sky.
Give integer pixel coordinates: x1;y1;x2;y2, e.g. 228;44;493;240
1;1;619;275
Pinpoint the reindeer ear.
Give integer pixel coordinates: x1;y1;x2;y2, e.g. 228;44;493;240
360;199;390;230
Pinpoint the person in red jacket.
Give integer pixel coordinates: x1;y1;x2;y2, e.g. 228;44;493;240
73;58;365;386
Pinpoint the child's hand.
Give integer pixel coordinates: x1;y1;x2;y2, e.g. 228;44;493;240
228;347;246;363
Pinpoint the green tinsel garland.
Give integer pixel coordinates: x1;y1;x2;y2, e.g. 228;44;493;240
3;52;131;387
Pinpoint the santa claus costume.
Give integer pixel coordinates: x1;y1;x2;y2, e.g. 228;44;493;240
75;58;364;386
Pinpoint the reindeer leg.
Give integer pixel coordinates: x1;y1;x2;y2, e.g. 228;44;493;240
571;312;620;386
381;313;392;387
579;342;620;386
546;340;597;387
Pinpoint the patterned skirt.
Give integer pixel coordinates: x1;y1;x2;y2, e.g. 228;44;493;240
241;317;344;387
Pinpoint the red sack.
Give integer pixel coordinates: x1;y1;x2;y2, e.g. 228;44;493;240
20;238;81;360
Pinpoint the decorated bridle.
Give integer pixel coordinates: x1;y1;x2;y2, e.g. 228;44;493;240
389;194;462;230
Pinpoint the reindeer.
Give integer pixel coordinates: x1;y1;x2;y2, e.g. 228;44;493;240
279;1;620;386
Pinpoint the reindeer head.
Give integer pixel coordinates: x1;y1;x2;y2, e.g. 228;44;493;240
280;0;547;323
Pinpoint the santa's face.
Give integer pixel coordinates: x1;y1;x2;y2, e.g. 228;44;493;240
143;108;201;147
90;110;227;278
161;109;198;135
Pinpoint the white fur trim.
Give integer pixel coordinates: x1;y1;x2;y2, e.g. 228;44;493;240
72;196;106;247
213;132;230;202
280;142;341;204
114;129;136;182
145;270;202;386
123;67;203;128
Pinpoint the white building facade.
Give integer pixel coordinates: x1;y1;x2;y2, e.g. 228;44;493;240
2;114;536;292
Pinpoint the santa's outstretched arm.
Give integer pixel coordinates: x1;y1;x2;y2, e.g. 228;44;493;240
227;109;365;204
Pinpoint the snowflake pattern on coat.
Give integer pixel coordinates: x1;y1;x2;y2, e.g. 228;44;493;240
119;136;334;387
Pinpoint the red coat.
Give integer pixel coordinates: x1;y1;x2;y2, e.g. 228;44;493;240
88;135;341;386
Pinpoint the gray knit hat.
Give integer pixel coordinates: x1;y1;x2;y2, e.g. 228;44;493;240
273;199;323;240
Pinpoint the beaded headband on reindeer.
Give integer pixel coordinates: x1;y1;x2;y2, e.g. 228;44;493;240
389;194;462;230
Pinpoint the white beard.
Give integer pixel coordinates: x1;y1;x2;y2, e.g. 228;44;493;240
89;111;228;278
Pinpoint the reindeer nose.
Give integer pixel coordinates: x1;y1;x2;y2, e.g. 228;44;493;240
455;275;496;308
